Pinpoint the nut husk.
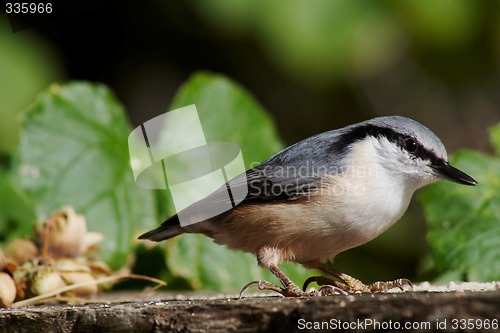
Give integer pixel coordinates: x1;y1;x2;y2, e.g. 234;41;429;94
4;239;38;265
36;206;103;258
60;271;98;297
0;272;17;308
55;259;98;297
29;266;66;297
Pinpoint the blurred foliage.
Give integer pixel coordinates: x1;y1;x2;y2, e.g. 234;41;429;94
190;0;497;88
0;18;63;154
170;72;283;169
192;0;402;87
396;0;482;51
420;123;500;281
0;170;36;242
17;83;157;269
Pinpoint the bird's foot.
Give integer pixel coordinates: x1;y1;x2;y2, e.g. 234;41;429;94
239;280;308;298
303;275;413;293
239;280;346;298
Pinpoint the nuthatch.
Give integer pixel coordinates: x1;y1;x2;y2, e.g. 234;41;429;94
139;116;477;297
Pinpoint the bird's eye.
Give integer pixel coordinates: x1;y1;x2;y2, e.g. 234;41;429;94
404;138;418;153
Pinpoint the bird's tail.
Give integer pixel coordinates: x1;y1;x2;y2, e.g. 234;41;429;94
138;215;185;242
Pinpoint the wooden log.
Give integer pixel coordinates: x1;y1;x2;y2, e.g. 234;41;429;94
1;291;500;332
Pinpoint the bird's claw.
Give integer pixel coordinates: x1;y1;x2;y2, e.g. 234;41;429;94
316;285;349;296
239;279;346;298
239;280;283;298
303;275;413;294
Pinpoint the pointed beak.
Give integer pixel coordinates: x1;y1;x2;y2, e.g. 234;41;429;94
432;162;477;186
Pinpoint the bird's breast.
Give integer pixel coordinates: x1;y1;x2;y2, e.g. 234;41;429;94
316;151;419;256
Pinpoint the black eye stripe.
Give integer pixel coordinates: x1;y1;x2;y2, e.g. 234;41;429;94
336;124;443;165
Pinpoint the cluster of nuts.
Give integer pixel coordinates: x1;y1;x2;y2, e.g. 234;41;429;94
0;206;111;308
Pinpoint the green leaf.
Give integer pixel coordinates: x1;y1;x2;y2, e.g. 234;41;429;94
17;82;156;269
158;72;311;291
0;170;36;242
420;137;500;281
170;71;283;168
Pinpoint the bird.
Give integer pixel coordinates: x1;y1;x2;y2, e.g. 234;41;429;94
139;116;477;297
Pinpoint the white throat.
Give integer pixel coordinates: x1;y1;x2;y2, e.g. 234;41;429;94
336;137;419;243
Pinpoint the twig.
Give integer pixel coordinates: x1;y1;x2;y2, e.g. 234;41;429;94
11;273;166;308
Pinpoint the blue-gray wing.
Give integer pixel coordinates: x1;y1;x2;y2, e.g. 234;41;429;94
167;129;349;222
